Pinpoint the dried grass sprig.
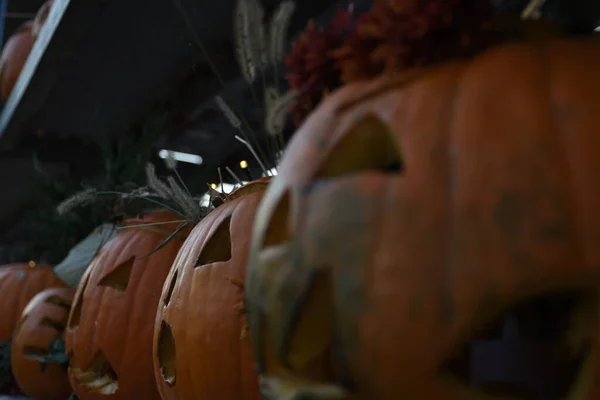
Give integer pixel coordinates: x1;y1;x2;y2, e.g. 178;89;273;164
225;166;244;185
166;176;204;222
164;153;178;170
56;161;208;226
235;135;268;175
234;0;268;83
145;164;173;199
265;89;298;136
56;188;98;216
268;0;296;66
234;0;256;83
215;95;242;129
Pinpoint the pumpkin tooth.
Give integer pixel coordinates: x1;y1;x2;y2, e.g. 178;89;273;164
97;381;119;395
72;369;96;382
85;375;114;390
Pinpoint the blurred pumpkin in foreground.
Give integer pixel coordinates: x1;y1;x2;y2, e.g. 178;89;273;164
246;35;600;399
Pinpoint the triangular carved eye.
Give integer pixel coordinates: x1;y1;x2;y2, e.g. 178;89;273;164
315;114;403;179
195;216;232;267
98;256;135;292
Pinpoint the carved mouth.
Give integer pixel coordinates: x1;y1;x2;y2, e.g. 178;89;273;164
71;350;119;395
442;290;597;399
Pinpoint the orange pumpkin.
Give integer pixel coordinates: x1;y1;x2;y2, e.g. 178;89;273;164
11;287;75;400
246;37;600;399
0;264;66;342
0;21;35;102
66;210;189;400
32;0;55;37
152;180;269;400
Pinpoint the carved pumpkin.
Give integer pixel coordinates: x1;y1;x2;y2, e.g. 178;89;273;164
32;0;55;37
246;38;600;399
66;210;189;400
152;180;269;400
0;264;66;342
11;287;75;400
0;21;35;102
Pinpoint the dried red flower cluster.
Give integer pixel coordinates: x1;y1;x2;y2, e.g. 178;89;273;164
335;0;497;82
285;0;499;126
285;7;354;126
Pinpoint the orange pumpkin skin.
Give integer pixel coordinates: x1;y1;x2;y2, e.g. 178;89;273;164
153;180;268;400
32;0;55;37
11;287;75;400
65;210;189;400
246;37;600;399
0;264;66;342
0;22;35;102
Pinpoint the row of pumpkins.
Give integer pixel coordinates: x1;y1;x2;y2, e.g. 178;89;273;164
3;178;270;400
0;0;54;102
1;25;600;400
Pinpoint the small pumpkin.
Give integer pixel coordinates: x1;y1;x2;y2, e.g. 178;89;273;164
152;179;269;400
11;287;75;400
0;263;67;343
246;37;600;399
0;21;35;102
66;210;189;400
32;0;55;37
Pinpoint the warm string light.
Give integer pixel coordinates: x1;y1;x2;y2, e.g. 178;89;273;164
28;260;36;267
239;160;253;181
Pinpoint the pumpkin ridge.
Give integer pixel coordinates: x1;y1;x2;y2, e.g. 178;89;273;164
438;53;472;335
535;40;585;278
335;69;427;115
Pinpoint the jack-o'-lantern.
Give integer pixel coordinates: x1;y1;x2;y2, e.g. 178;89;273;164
66;210;189;400
152;179;269;400
11;287;75;400
0;264;66;342
246;37;600;399
0;21;35;102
